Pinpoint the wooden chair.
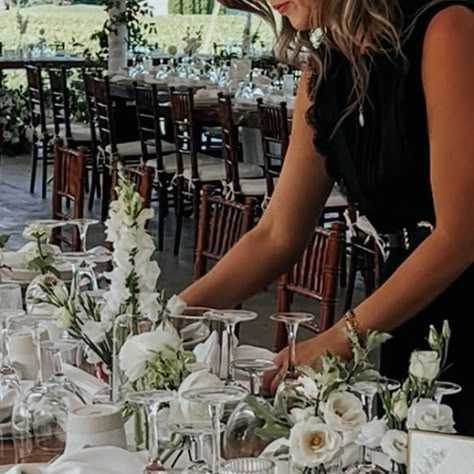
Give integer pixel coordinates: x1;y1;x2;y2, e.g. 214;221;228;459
52;141;86;250
134;83;176;250
193;185;257;281
257;98;290;200
274;222;345;352
26;65;52;198
216;93;264;201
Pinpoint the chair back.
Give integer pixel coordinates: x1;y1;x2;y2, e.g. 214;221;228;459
193;185;256;281
26;65;48;137
134;83;165;169
274;222;345;351
217;93;241;195
110;159;154;209
257;98;289;197
83;71;100;155
52;141;86;250
91;76;116;153
48;67;72;142
169;87;198;179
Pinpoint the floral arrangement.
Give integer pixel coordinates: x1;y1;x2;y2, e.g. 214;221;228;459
0;86;31;150
22;223;59;276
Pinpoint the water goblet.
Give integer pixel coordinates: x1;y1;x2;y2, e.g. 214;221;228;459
0;309;25;382
127;390;175;473
434;380;462;404
69;218;99;252
181;385;248;474
205;310;257;384
232;358;277;396
221;458;275;474
0;283;23;310
167;307;212;350
346;377;400;474
57;252;98;299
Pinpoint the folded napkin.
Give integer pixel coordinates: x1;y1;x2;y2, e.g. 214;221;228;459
4;446;146;474
63;364;107;403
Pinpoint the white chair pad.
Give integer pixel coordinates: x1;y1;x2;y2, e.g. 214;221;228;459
239;178;267;196
106;141;142;157
147;153;221;173
183;163;263;182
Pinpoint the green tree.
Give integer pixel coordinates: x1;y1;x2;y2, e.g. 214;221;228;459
168;0;214;14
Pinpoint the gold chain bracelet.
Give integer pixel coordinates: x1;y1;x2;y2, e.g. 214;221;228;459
343;309;364;336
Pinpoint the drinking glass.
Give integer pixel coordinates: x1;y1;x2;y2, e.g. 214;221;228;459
270;313;313;410
57;252;98;299
0;309;25;381
434;380;462;404
221;458;275;474
232;358;277;396
346;377;400;474
181;385;248;474
69;218;99;252
127;390;174;473
0;284;23;310
206;310;257;384
167;307;212;350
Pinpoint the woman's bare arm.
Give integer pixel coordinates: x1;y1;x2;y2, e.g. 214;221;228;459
179;71;334;308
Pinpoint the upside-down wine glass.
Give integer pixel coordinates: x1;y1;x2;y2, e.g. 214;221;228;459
69;218;99;253
206;310;258;384
0;283;23;311
166;307;212;351
57;252;98;300
221;458;276;474
346;377;400;474
181;385;248;474
434;380;462;404
270;312;314;410
127;390;175;473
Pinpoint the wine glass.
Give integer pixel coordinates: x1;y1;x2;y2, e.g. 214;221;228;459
181;385;248;474
69;218;99;252
434;380;462;404
127;390;174;473
56;252;98;299
346;377;400;474
167;307;212;350
270;312;314;410
224;359;277;459
221;458;275;474
205;310;258;384
0;283;23;310
0;309;25;381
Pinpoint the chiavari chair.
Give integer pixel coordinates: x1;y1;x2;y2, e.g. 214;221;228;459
134;83;176;251
51;141;86;250
193;185;257;281
26;65;52;198
274;222;345;352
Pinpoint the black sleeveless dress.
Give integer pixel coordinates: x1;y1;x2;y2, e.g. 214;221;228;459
308;0;474;434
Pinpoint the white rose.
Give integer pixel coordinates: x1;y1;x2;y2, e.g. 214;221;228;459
289;407;316;425
166;295;187;316
54;306;72;329
82;320;110;344
392;390;408;421
296;375;319;400
322;391;367;434
178;370;223;422
409;351;440;381
406;399;456;433
290;418;342;467
119;327;182;382
380;430;408;465
355;418;387;449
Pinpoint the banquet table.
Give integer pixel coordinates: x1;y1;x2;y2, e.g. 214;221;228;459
0;56;90;70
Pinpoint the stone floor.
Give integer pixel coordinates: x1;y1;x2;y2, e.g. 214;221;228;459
0;153;364;350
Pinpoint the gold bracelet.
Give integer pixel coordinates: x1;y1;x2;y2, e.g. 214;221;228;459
344;309;364;336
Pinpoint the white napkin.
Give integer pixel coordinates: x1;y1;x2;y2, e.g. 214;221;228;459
63;364;107;403
3;446;146;474
194;88;218;104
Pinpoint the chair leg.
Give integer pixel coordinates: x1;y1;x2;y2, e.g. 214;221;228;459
158;185;167;252
41;141;48;199
30;143;38;194
173;183;183;256
88;168;97;212
192;185;201;260
343;245;358;312
101;162;111;222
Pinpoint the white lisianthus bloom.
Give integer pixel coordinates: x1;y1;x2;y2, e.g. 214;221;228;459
392;390;408;421
136;207;154;227
53;284;69;303
23;223;49;242
178;370;223;422
119;327;182;382
380;430;408;465
322;391;367;434
166;295;187;315
54;306;73;329
296;375;319;400
409;351;440;381
290;418;342;467
139;292;162;321
355;418;388;449
289;407;316;425
406;399;456;433
82;320;111;344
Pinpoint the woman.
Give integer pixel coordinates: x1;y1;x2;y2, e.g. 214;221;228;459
180;0;474;433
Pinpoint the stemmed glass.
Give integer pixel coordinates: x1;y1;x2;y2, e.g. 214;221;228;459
270;313;314;409
205;310;258;384
221;458;275;474
127;390;174;473
434;381;462;404
232;358;277;396
69;218;99;252
167;307;212;350
0;283;23;310
346;377;400;474
57;252;98;299
181;385;248;474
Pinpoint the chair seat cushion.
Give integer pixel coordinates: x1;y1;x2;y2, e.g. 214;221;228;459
35;123;94;143
326;187;348;208
183;163;263;182
144;139;176;154
239;178;268;196
105;141;142;158
147;153;221;173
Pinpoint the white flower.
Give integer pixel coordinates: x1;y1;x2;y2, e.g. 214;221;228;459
23;223;49;242
177;369;223;422
355;418;387;449
54;306;72;329
380;430;408;465
322;391;367;434
296;375;319;400
85;347;102;365
166;295;187;315
53;284;69;303
406;399;456;433
289;407;315;425
289;418;342;467
409;351;440;381
82;320;111;344
119;327;182;382
392;390;408;421
138;292;162;321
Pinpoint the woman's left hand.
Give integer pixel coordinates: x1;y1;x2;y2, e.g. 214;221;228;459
262;325;351;394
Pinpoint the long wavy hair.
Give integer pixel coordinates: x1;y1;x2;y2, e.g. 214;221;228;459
218;0;442;117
